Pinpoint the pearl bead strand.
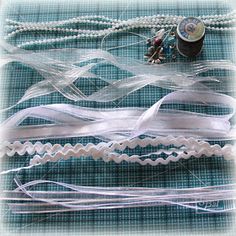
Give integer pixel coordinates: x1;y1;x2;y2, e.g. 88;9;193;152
5;11;236;48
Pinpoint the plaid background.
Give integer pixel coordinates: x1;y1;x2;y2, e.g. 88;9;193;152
0;0;236;235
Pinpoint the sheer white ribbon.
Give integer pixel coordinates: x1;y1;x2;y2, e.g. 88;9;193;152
1;41;235;111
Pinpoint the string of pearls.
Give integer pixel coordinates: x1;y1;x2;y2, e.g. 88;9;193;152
5;10;236;48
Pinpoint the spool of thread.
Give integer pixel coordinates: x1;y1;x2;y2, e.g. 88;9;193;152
176;17;205;57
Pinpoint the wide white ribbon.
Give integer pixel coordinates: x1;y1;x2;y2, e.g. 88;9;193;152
1;89;236;141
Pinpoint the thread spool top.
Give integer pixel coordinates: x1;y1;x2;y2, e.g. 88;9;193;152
177;17;205;42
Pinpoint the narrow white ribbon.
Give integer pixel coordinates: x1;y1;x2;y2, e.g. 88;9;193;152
4;179;236;214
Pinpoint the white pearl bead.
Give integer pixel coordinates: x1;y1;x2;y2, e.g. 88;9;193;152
9;11;236;47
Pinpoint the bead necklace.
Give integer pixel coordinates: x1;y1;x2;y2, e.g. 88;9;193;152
5;11;236;48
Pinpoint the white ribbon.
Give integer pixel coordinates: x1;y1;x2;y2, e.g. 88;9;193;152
1;42;234;111
4;179;236;214
1;89;236;141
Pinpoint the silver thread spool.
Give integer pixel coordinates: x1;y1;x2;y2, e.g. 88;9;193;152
176;17;205;57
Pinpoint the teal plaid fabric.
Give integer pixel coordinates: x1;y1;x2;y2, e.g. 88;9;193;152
0;0;235;235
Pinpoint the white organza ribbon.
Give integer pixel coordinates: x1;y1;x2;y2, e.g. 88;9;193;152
1;41;234;111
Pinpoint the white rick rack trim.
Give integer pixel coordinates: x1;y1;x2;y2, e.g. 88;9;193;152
28;137;236;165
1;136;235;175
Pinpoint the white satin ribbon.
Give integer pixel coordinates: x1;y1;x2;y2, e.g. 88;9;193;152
1;89;236;141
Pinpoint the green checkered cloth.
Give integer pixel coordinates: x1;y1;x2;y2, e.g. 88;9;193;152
0;0;236;235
